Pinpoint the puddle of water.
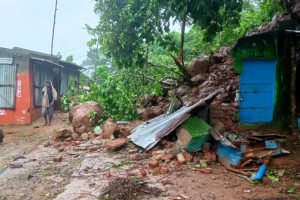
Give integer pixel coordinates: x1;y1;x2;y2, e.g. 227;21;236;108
0;166;12;178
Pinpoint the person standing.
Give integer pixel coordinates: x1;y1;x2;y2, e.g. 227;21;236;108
41;81;57;126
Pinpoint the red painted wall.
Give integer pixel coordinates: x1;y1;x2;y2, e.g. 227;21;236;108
0;72;32;125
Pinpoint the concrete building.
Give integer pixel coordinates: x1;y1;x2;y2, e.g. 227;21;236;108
231;14;300;131
0;47;82;125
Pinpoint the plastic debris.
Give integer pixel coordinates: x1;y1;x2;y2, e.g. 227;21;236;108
264;140;278;149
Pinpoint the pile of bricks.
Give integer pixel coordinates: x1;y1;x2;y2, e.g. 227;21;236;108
182;47;240;133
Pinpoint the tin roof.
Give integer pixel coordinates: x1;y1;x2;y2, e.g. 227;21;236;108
128;90;220;150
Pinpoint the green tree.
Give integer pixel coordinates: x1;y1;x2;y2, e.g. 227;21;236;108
65;55;74;63
91;0;243;81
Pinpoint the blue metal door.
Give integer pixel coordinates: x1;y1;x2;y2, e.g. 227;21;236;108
240;59;276;123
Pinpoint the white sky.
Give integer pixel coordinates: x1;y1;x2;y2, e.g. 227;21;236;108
0;0;98;64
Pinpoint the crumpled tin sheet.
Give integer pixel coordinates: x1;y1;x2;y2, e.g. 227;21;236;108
128;91;220;150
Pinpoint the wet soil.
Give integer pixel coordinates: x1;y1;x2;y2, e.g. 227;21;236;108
0;113;300;200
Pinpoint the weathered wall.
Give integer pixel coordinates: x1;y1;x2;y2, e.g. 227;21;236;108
0;54;32;125
231;31;292;126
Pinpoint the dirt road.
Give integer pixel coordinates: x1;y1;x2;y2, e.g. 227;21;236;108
0;113;300;200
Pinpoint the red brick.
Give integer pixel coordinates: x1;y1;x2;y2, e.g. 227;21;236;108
161;154;175;162
53;143;62;148
63;142;72;147
262;177;271;184
105;138;127;151
151;150;165;156
139;168;147;177
160;167;169;174
149;160;159;169
199;168;211;174
129;153;150;161
184;152;194;162
204;151;217;162
153;167;161;174
88;146;98;152
170;160;181;168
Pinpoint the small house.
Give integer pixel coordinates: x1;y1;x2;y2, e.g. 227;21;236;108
231;14;300;132
0;47;82;125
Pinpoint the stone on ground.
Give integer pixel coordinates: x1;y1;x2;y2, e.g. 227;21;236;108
70;101;104;133
105;138;128;151
52;128;73;141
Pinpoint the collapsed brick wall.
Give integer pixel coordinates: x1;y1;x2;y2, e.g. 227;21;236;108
210;102;239;133
192;47;240;133
136;47;241;133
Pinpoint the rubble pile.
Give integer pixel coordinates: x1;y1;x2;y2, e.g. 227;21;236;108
185;47;239;133
136;95;169;120
47;117;133;162
136;47;239;132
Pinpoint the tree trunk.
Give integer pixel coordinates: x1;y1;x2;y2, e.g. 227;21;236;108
180;16;186;68
171;15;191;84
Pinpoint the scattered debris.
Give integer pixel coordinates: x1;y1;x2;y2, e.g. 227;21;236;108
105;138;128;151
100;177;162;200
102;118;119;139
176;153;186;164
149;160;159;169
265;140;279;150
53;155;63;162
52;128;73;141
216;143;242;168
176;117;211;152
129;90;220;150
255;158;271;180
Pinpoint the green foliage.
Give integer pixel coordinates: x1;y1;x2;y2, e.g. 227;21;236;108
265;169;280;182
112;160;131;168
62;65;168;121
287;187;297;193
65;55;74;63
207;0;285;51
88;110;97;122
66;0;287;122
91;0;243;70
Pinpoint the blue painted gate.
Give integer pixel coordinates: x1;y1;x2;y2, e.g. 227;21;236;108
240;59;276;123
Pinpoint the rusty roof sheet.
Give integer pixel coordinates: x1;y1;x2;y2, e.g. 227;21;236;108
128;90;220;150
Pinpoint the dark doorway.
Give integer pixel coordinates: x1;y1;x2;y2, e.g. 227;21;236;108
296;44;300;116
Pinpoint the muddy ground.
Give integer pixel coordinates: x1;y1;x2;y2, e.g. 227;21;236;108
1;113;300;200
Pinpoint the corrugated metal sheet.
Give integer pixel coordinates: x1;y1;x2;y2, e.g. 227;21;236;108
0;64;16;108
0;58;13;65
128;90;220;150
